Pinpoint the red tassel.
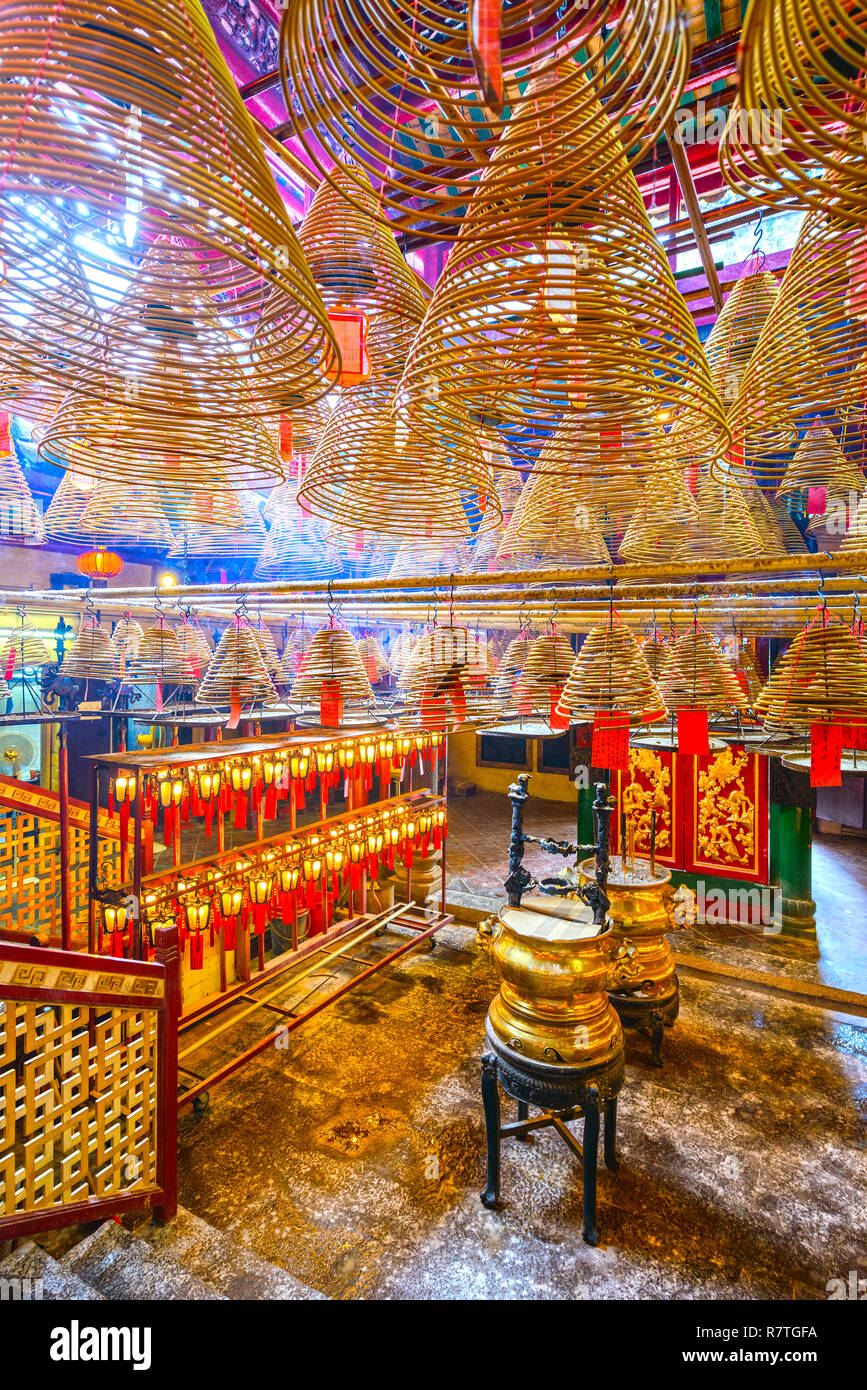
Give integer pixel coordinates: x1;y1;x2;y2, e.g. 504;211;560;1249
223;915;237;951
265;785;278;820
234;792;248;829
108;788;114;818
294;781;305;812
189;931;204;970
155;681;163;714
204;802;213;837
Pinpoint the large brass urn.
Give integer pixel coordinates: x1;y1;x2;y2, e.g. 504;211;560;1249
480;896;641;1099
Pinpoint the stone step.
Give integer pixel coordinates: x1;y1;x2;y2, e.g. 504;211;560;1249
0;1240;104;1301
131;1206;325;1300
61;1220;227;1301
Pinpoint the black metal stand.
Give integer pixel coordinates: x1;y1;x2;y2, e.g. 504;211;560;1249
609;984;680;1068
480;1048;620;1246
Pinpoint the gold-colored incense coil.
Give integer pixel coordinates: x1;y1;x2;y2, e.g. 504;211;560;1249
0;610;54;670
618;470;701;564
704;268;780;408
292;625;376;705
720;0;867;225
298;162;427;321
511;630;576;714
126;618;188;685
60;618;119;683
387;539;473;581
280;0;690;238
195;619;280;709
168;494;268;562
0;448;43;544
357;635;390;684
555;616;665;723
77;484;174;551
657;627;748;715
671;468;766;564
399;625;502;732
494;634;532;705
248;621;283;680
0;1;337;412
724;207;867;474
756;611;867;731
500;434;614;563
777;424;866;501
396;63;728;466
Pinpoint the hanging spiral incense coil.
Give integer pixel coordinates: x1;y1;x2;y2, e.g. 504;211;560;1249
0;1;337;413
494;633;532;704
255;515;343;580
395;63;728;467
735;641;764;705
399;625;501;731
60;617;119;682
616;469;700;565
670;468;767;564
555;615;665;723
37;242;290;497
720;0;867;225
195;619;280;710
0;610;54;670
756;612;867;731
770;499;810;553
357;635;390;684
387;538;474;580
511;629;576;715
657;627;749;715
248;620;283;680
776;423;866;500
704;268;780;409
174;618;212;683
498;432;616;562
300;378;499;541
725;206;867;475
280;0;690;239
77;483;175;551
292;625;376;706
389;629;419;681
168;494;268;562
298;161;427;320
111;616;144;668
42;469;102;545
126;617;188;685
738;476;798;557
0;372;63;432
641;634;670;681
0;447;43;544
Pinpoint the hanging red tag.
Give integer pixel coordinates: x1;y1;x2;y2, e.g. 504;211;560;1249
0;413;10;451
155;681;163;714
324;311;370;385
448;675;467;726
3;646;15;682
469;0;504;111
806;485;827;516
279;416;293;457
811;723;842;786
591;711;630;770
223;915;237;951
227;690;241;731
841;717;867;750
548;685;569;731
677;708;710;755
320;679;343;727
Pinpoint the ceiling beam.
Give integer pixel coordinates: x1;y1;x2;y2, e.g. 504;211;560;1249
665;122;724;313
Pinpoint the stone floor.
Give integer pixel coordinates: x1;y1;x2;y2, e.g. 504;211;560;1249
178;915;867;1299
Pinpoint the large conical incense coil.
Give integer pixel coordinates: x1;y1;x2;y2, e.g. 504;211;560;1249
0;2;336;415
719;0;867;226
735;642;764;706
298;161;427;320
399;626;501;731
0;371;63;430
776;424;866;501
126;618;187;685
511;630;576;715
168;493;267;562
757;614;867;732
737;476;793;558
494;634;532;705
389;629;420;681
671;469;766;564
659;627;749;716
0;610;54;671
387;539;473;581
299;377;499;542
195;619;280;710
641;635;670;682
255;514;343;580
498;437;614;563
555;616;665;723
840;490;867;551
357;635;390;684
38;241;291;490
292;625;376;706
174;618;212;684
724;207;867;474
0;444;43;544
0;195;103;403
284;625;315;671
704;268;780;408
281;0;689;239
42;468;101;544
268;398;334;475
396;64;727;465
248;620;282;680
770;500;810;553
60;617;119;682
78;483;174;551
618;470;701;564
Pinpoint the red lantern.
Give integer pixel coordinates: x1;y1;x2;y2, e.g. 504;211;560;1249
77;549;124;579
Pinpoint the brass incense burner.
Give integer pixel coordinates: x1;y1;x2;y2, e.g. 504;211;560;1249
575;854;678;1003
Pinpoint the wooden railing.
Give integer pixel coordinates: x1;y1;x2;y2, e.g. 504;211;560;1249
0;926;179;1239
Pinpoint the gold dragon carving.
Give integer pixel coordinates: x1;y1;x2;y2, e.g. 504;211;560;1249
697;745;755;866
621;748;671;853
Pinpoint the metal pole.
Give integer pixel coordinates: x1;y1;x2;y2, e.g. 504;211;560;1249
58;725;71;952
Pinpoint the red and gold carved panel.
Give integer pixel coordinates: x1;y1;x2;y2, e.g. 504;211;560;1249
612;747;680;868
686;746;768;884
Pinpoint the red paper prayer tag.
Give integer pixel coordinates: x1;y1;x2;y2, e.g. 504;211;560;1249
278;415;293;457
227;690;241;730
320;680;343;728
548;686;569;731
806;485;827;516
0;413;9;450
811;723;842;787
677;708;709;755
841;720;867;751
591;711;630;770
324;311;370;385
469;0;504;111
